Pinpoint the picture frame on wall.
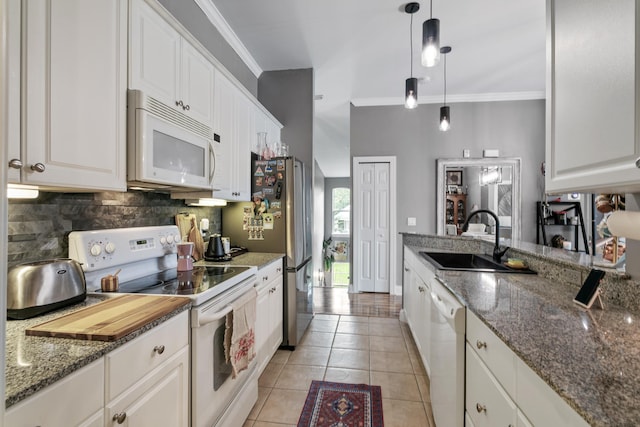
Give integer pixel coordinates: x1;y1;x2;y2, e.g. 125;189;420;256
446;170;463;186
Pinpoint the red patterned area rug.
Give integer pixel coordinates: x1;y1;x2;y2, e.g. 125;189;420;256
297;380;384;427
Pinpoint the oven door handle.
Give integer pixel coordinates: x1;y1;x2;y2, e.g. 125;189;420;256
196;305;233;327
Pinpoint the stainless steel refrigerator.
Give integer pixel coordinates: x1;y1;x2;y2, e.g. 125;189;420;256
222;155;313;348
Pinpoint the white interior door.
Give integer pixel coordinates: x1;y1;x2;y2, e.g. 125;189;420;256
354;161;390;293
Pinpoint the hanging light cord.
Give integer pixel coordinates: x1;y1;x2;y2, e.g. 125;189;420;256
443;53;447;106
409;9;414;77
429;0;433;19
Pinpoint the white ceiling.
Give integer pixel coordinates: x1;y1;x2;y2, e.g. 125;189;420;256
207;0;546;177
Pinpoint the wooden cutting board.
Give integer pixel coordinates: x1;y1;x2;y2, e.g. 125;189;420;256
26;295;190;341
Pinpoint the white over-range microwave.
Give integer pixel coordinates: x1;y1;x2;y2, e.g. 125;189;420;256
127;89;215;190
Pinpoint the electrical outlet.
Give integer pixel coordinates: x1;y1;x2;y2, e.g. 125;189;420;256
407;217;417;226
463;149;470;158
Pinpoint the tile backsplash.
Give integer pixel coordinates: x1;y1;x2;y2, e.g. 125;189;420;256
7;191;221;267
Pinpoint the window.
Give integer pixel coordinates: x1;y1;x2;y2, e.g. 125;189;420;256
332;187;350;235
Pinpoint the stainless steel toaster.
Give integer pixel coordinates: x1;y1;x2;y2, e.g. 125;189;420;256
7;259;87;319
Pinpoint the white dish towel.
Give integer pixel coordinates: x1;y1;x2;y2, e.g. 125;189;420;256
224;287;258;378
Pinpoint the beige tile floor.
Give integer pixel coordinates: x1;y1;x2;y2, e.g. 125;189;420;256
243;314;436;427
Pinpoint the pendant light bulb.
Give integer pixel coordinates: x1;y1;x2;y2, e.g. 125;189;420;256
405;78;418;109
404;3;420;109
439;46;451;131
421;0;440;67
422;18;440;67
439;106;450;131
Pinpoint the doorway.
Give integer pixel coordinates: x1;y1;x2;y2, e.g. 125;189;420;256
352;156;397;294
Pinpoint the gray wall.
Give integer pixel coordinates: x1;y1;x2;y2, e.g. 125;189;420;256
258;69;314;167
312;161;326;286
351;100;545;243
158;0;258;96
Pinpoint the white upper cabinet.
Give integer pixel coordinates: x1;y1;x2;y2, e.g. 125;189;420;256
546;0;640;193
18;0;127;191
212;72;252;201
130;0;214;125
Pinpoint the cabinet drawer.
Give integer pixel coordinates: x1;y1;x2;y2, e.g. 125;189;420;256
257;258;283;288
6;358;104;427
467;310;516;396
466;343;517;427
516;358;589;427
106;311;189;400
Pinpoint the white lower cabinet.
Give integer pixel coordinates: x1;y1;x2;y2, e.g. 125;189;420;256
403;247;432;376
5;312;190;427
255;259;284;374
105;347;189;427
466;311;588;427
5;358;105;427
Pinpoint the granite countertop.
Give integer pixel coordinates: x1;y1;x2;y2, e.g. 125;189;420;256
196;252;285;269
5;296;190;409
405;244;640;427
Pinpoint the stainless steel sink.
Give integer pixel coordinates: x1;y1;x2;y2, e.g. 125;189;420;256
419;251;536;274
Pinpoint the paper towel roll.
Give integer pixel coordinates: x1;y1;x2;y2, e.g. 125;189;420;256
607;211;640;240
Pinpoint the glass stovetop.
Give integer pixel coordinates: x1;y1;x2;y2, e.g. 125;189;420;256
111;265;252;296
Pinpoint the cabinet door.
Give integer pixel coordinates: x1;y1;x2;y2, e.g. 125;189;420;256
22;0;126;191
546;0;640;193
234;92;253;201
270;274;284;354
255;283;271;374
7;0;20;183
5;359;104;427
129;0;180;109
212;72;235;196
181;41;215;124
106;347;189;427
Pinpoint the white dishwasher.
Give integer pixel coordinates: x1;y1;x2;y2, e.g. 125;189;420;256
430;276;465;427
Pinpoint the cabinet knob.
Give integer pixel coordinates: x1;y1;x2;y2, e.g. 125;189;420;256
176;100;184;108
404;267;410;272
153;345;165;355
113;412;127;424
635;157;640;168
8;158;23;169
476;403;486;413
184;104;190;111
263;276;269;281
276;267;282;272
30;163;45;173
476;340;487;350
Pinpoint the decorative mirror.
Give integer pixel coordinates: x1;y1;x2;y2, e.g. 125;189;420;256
436;158;522;242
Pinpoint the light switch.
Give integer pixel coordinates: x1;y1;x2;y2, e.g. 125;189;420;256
407;217;417;226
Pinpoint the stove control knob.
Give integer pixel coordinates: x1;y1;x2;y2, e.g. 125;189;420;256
105;242;116;254
174;233;181;243
90;244;102;257
167;235;174;244
160;236;167;245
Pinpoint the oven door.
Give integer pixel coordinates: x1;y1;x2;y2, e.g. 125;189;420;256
191;277;258;427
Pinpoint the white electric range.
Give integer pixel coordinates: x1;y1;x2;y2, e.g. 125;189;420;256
68;225;259;427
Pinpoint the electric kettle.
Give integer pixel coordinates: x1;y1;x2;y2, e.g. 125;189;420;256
204;235;229;261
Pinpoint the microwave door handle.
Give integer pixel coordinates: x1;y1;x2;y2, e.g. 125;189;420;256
209;140;216;185
197;305;232;327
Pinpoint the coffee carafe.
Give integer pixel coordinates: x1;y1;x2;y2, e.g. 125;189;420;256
177;242;194;271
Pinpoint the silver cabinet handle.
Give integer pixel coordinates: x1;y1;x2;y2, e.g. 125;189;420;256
404;267;410;272
476;340;487;349
113;412;127;423
276;267;282;273
30;163;45;173
175;100;183;108
263;276;269;281
476;403;486;413
635;157;640;168
184;104;190;111
8;158;23;169
153;345;165;355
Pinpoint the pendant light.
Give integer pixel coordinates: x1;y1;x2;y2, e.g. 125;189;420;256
439;46;451;131
421;0;440;67
405;2;420;109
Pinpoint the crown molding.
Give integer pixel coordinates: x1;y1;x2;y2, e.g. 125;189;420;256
194;0;263;78
351;91;545;107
